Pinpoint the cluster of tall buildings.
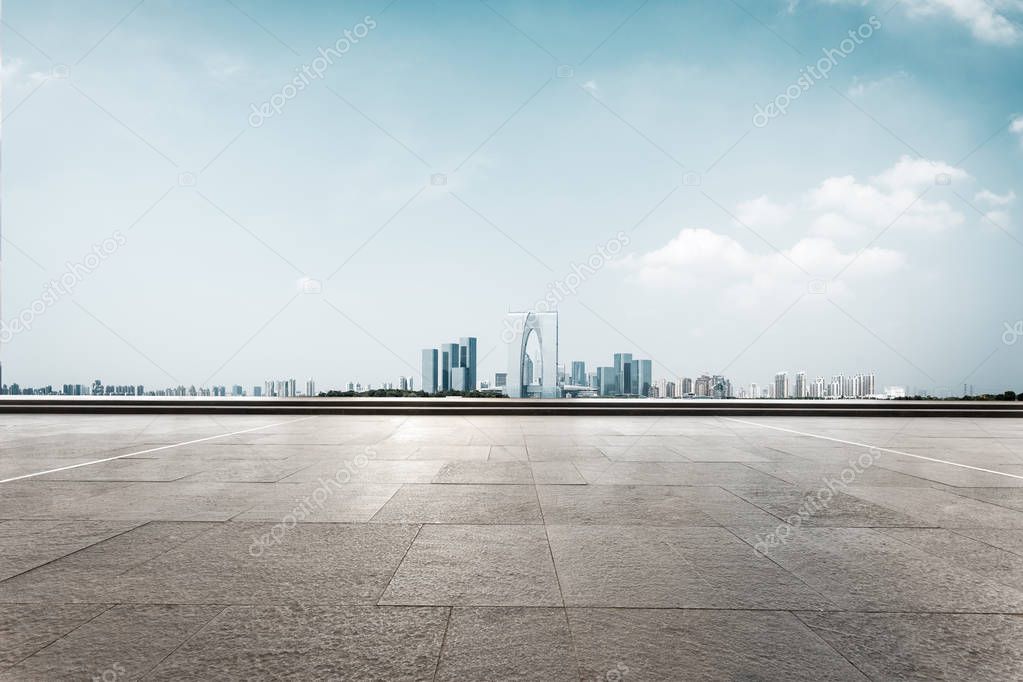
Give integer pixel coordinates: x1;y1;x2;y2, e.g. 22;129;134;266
750;371;877;399
421;337;478;394
559;353;654;397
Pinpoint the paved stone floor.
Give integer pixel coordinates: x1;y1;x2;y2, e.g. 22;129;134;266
2;414;1023;680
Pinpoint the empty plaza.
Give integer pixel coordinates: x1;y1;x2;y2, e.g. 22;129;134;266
2;412;1023;680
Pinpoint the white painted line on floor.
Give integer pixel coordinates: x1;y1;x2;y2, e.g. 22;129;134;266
0;416;317;484
722;416;1023;481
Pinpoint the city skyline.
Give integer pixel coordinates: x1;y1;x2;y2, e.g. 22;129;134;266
1;2;1019;395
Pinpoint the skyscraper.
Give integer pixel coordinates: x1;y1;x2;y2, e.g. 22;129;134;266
421;348;439;394
597;367;616;397
459;337;478;390
613;353;633;395
774;372;789;400
638;359;652;397
794;371;806;399
571;361;586;386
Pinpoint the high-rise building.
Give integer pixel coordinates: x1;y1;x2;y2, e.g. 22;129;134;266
450;367;469;392
681;377;693;395
794;371;806;399
440;350;451;391
459;337;478;390
750;382;759;399
523;356;534;385
774;372;789;400
306;379;316;397
637;359;652;397
571;361;586;386
597;367;617;397
613;353;632;396
494;373;507;388
421;348;439;394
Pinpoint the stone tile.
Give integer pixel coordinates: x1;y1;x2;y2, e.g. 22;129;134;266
0;520;141;580
727;486;926;527
380;525;562;606
435;607;576;681
734;527;1023;612
232;483;400;523
0;604;107;670
529;462;585;484
537;485;718;526
109;523;419;604
178;459;311;482
546;525;832;609
845;486;1023;528
570;608;865;681
526;446;608;461
948;487;1023;512
66;481;275;521
0;521;218;603
0;481;131;520
281;460;445;484
0;605;223;681
951;528;1023;555
146;605;448;681
797;612;1023;680
432;461;533;484
370;484;542;524
33;458;211;482
875;458;1023;487
679;486;784;527
407;445;490;461
598;446;692;462
488;445;528;461
878;528;1023;591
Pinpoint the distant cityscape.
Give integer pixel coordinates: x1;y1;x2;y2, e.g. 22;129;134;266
0;310;1013;400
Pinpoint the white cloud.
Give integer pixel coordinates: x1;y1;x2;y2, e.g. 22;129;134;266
824;0;1023;44
1012;116;1023;148
805;156;970;234
870;155;969;191
983;209;1011;227
901;0;1022;44
619;228;903;303
581;80;599;95
735;195;792;228
975;189;1016;205
846;71;908;97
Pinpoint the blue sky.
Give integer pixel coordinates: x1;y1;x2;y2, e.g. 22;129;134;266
2;0;1021;394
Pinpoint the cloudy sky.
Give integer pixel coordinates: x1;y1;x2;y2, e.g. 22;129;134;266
2;0;1021;394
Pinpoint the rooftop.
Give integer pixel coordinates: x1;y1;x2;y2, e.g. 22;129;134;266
2;412;1022;679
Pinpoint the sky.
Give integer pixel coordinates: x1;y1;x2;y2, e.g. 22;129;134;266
1;0;1021;395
